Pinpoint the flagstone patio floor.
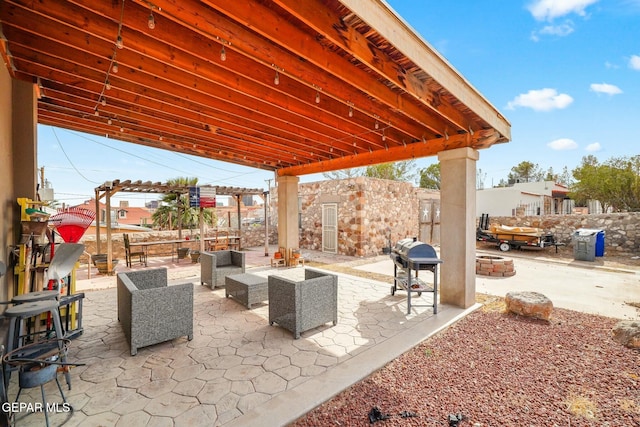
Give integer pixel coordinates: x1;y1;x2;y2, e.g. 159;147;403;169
8;248;468;426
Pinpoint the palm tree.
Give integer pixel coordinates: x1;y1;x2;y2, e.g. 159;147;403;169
152;177;216;230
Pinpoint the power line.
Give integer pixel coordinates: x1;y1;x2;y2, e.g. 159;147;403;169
62;128;264;186
51;128;101;184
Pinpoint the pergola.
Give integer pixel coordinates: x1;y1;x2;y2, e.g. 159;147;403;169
1;0;511;309
94;179;265;267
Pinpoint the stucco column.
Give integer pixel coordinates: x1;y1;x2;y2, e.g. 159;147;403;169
437;147;479;308
1;63;15;302
277;175;300;250
12;80;38;199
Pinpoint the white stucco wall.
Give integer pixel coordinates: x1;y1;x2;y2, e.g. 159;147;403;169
476;187;542;217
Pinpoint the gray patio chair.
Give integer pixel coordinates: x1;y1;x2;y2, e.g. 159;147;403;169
200;250;245;288
117;268;193;355
268;268;338;339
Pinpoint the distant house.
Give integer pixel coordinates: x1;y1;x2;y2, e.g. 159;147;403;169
114;201;153;228
70;199;153;231
477;181;572;217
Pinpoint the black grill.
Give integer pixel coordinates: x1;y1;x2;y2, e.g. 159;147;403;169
389;237;442;314
390;237;438;270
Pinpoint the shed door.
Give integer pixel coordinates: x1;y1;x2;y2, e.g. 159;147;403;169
419;199;441;245
322;203;337;253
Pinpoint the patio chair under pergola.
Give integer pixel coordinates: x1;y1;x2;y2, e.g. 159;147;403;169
93;179;264;270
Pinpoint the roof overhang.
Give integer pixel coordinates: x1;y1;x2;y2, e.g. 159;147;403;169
1;0;510;177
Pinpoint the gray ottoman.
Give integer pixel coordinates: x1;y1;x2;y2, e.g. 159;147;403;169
225;273;268;309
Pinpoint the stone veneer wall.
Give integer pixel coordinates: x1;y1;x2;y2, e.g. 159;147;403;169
292;177;430;257
488;212;640;256
79;227;275;260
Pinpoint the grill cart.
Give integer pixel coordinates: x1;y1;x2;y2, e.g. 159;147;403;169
389;238;442;314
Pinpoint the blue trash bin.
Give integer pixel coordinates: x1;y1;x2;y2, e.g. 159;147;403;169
595;230;605;257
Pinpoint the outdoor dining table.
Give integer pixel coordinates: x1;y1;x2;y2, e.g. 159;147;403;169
129;239;198;263
129;235;241;262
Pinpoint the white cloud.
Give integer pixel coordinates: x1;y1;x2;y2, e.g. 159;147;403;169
528;0;599;21
590;83;622;95
630;55;640;70
585;142;602;152
507;88;574;111
539;23;575;36
548;138;578;150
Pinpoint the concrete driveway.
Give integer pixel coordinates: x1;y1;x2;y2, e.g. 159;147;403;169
356;250;640;320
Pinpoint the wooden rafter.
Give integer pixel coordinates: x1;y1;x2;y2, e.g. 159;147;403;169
0;0;510;176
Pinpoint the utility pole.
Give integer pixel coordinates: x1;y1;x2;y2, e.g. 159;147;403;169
264;179;273;256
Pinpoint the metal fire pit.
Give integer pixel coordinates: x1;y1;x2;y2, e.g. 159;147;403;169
3;339;78;427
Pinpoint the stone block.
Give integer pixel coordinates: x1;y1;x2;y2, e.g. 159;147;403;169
505;291;553;321
612;320;640;349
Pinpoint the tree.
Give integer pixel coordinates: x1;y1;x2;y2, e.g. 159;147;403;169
364;160;417;182
476;168;487;190
152;177;216;230
419;163;441;189
322;168;364;180
507;161;543;184
557;166;573;187
570;155;640;212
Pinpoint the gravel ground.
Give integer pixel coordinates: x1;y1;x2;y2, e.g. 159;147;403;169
291;297;640;427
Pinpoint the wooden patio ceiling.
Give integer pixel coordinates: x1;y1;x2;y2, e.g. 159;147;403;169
0;0;511;177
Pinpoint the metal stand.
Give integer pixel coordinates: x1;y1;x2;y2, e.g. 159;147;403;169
3;339;74;427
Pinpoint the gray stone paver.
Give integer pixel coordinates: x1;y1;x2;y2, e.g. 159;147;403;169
215;392;241;414
230;380;255;396
236;392;270;415
150;365;174;380
79;411;120;426
216;407;243;425
315;353;338;367
173;378;206;397
198;379;231;405
224;364;264;381
196;368;225;381
205;354;242;369
174;404;218;426
9;261;440;427
116;366;151;388
144;392;199;417
80;364;124;383
147;416;174;427
289;351;317;368
137;378;178;399
82;385;138;415
274;365;301;381
114;410;150;427
242;355;267;366
110;392;151;415
300;365;326;377
252;371;287;394
263;354;290;371
172;362;206;381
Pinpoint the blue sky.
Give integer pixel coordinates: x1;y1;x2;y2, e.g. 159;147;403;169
38;0;640;206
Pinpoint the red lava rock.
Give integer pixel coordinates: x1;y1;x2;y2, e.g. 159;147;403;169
291;307;640;427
